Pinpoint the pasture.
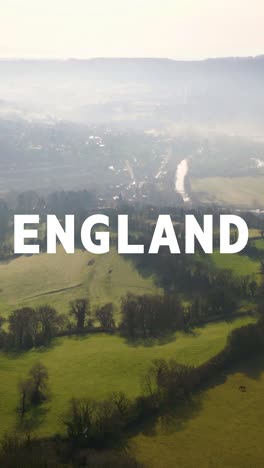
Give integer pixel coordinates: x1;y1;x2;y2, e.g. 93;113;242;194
211;251;260;278
0;247;158;317
134;355;264;468
0;316;254;438
191;176;264;209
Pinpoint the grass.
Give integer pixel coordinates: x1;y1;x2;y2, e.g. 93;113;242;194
253;238;264;250
0;247;158;317
0;316;254;438
191;176;264;208
210;252;260;278
0;231;262;459
134;355;264;468
209;253;261;312
249;229;262;238
0;235;261;318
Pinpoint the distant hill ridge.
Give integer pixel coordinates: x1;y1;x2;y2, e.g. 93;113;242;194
1;55;264;128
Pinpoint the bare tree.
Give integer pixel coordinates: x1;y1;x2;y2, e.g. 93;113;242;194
28;362;49;405
8;307;39;349
95;303;115;330
37;305;64;343
63;397;95;444
18;379;32;418
70;299;89;330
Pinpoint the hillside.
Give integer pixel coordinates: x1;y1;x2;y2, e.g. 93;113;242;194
0;316;254;438
1;56;264;129
0;247;158;316
134;355;264;468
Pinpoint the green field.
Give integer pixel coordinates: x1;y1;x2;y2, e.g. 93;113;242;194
0;247;159;317
253;238;264;250
0;232;261;319
0;316;254;438
191;176;264;208
249;229;262;238
211;252;260;278
0;231;263;465
134;355;264;468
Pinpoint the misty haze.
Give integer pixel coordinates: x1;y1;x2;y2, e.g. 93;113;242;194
1;6;264;462
0;56;264;209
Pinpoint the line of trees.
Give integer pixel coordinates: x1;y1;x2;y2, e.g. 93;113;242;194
0;299;116;352
61;312;264;453
124;227;262;310
1;259;263;355
120;293;185;338
0;432;142;468
2;310;264;466
0;305;65;350
0;285;257;353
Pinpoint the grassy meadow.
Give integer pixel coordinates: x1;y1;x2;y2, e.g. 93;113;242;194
0;230;263;465
134;355;264;468
0;316;255;438
0;247;159;317
191;176;264;208
211;251;261;278
253;238;264;250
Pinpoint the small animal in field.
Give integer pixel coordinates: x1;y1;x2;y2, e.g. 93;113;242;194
108;269;113;274
239;385;247;392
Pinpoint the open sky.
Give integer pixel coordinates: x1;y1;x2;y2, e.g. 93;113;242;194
0;0;263;60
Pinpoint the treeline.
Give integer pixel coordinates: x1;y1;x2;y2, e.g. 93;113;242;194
45;313;264;447
119;282;258;339
0;284;258;352
2;192;264;255
0;293;234;353
0;305;64;350
2;313;264;467
126;232;260;315
120;293;185;338
0;300;116;352
60;313;264;454
0;433;143;468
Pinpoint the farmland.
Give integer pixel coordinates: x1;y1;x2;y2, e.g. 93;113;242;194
191;176;264;209
0;247;158;317
134;355;264;468
0;316;254;438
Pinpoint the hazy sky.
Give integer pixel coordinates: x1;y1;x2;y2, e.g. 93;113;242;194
1;0;264;59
